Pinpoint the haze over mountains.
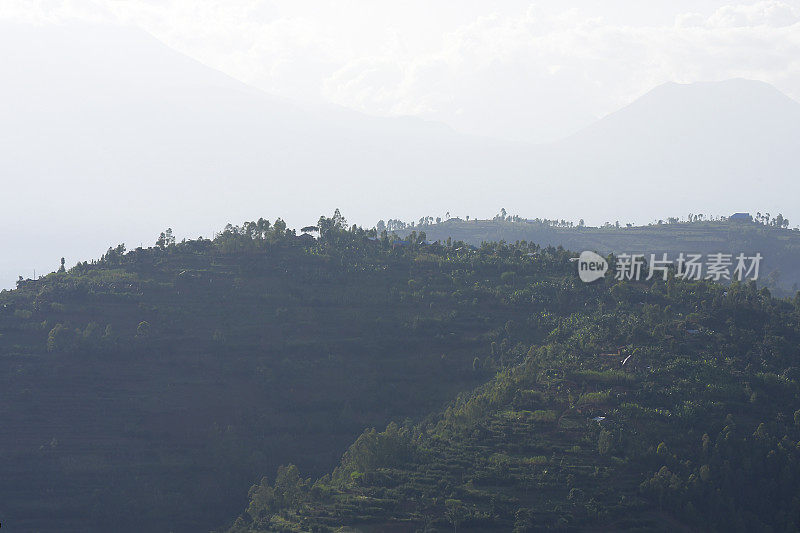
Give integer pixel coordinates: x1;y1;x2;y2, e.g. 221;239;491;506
531;78;800;223
1;20;799;289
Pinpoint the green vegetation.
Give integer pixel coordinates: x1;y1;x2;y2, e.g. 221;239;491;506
3;211;800;532
397;213;800;292
0;211;580;531
227;217;800;532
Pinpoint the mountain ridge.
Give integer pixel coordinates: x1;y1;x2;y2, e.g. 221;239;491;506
2;20;799;290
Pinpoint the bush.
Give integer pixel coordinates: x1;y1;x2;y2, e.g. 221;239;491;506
136;321;151;338
578;390;612;406
47;323;75;353
598;429;614;455
333;423;415;483
529;409;558;423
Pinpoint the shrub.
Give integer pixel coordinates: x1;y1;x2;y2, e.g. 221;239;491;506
598;429;614;455
47;323;75;353
333;423;415;483
529;409;558;423
136;321;151;338
578;390;612;406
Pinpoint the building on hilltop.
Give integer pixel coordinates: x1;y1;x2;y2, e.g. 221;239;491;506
729;212;753;222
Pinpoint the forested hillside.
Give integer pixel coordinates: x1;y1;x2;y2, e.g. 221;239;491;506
0;213;525;531
229;219;800;532
3;212;800;532
397;216;800;292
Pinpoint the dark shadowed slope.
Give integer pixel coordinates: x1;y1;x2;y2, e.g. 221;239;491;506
0;226;510;532
227;232;800;532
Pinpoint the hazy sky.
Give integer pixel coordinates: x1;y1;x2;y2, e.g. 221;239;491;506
1;1;800;288
3;0;800;142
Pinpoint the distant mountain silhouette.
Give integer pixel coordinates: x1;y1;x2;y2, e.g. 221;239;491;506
523;79;800;225
0;21;512;287
1;19;799;288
